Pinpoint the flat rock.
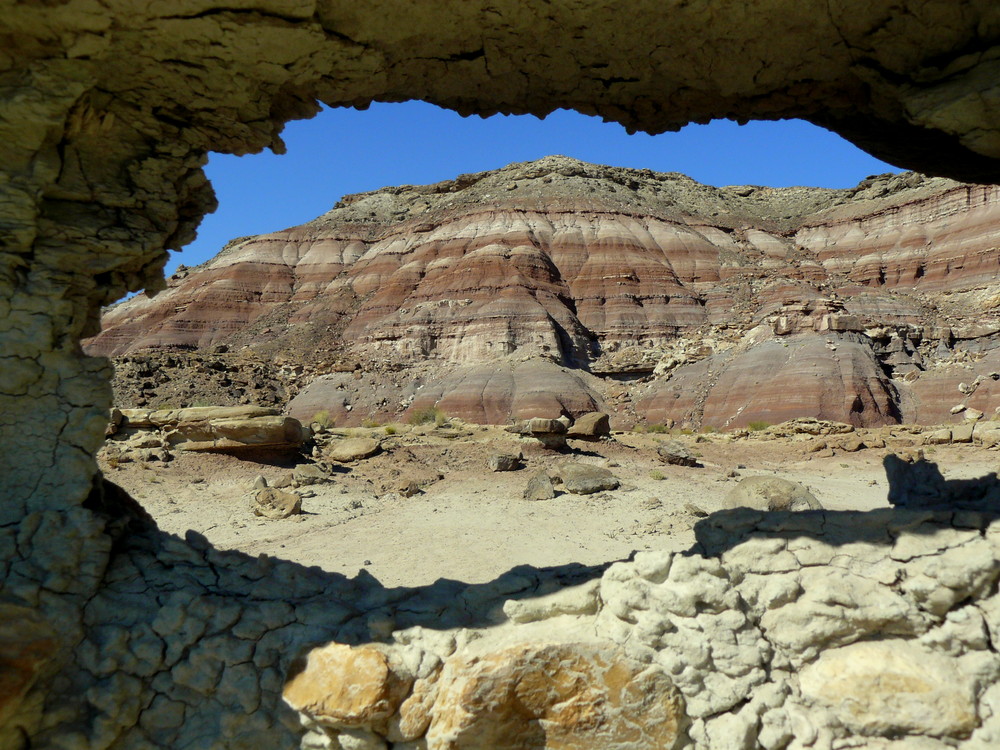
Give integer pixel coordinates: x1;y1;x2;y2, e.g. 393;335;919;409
327;437;381;463
566;411;611;440
657;441;702;467
554;462;620;495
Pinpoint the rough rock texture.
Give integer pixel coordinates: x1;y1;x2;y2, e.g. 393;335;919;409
6;3;1000;749
266;508;1000;750
119;406;307;452
724;476;823;512
552;462;621;495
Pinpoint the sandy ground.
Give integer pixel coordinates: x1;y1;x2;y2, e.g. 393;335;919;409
101;427;999;588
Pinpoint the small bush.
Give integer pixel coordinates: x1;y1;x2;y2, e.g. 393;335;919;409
408;406;446;426
649;470;666;481
361;418;382;429
646;423;669;434
312;410;334;428
701;425;718;434
384;425;397;435
747;420;771;432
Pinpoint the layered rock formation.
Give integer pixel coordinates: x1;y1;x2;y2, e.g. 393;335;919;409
88;158;1000;429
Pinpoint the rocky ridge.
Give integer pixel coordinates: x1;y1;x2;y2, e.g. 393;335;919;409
87;157;1000;430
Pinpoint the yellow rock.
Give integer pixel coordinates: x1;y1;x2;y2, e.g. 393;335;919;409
426;642;684;749
283;644;412;731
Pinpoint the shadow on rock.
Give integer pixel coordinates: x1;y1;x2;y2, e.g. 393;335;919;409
694;455;1000;557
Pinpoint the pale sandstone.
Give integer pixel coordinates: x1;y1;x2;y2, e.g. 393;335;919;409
799;640;978;738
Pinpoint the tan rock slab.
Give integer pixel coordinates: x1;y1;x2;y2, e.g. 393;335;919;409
426;642;684;749
327;437;381;463
799;640;977;738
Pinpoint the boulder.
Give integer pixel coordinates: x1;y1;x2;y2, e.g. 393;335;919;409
488;453;522;472
657;441;702;468
553;463;620;495
293;463;329;486
327;437;380;463
426;642;685;749
283;644;411;733
249;488;302;519
566;412;611;441
724;476;822;511
524;471;556;501
799;640;977;738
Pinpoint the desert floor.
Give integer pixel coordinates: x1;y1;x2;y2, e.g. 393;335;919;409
101;427;998;588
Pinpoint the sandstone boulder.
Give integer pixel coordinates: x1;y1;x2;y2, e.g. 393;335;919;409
553;463;620;495
293;463;329;486
524;471;556;501
566;412;611;441
283;644;411;733
119;406;307;452
425;642;685;749
488;453;522;472
326;438;381;463
724;476;822;511
799;640;977;738
657;441;702;468
249;488;302;520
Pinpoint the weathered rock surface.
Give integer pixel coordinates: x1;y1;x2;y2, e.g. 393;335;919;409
657;441;702;468
566;411;611;441
552;462;620;495
487;453;521;472
426;642;685;749
7;4;1000;750
724;476;822;511
111;406;306;454
524;471;557;501
326;437;381;463
266;508;1000;750
249;487;302;519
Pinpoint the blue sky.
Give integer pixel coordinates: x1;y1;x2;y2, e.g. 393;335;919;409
169;101;897;275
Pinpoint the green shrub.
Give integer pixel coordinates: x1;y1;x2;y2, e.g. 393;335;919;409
646;423;669;434
649;470;666;481
312;409;334;428
701;425;718;434
408;406;446;426
747;420;771;432
361;418;382;429
384;425;397;435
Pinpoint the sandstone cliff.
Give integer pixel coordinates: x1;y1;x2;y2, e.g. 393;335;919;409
86;157;1000;428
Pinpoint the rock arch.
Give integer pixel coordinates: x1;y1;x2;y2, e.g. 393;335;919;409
3;2;1000;748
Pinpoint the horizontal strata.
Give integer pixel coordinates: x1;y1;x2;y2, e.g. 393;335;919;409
86;157;1000;428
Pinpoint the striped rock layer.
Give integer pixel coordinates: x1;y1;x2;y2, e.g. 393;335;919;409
86;157;1000;428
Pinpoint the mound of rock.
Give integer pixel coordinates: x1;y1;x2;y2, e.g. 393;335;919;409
724;476;822;511
552;463;620;495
